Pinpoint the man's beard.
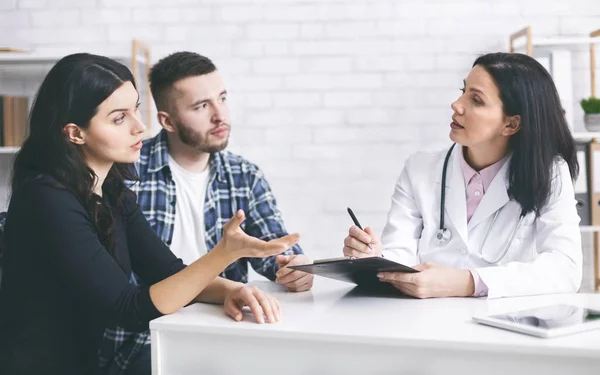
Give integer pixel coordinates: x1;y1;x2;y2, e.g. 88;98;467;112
176;122;230;154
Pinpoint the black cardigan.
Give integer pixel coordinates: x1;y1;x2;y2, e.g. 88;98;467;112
0;178;185;374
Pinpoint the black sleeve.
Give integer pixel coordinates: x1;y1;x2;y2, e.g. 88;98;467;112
17;183;165;332
121;192;186;285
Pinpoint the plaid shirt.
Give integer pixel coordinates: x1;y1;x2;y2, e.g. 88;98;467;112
129;129;303;283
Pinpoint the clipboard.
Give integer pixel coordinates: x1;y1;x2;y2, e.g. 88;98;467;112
288;256;418;288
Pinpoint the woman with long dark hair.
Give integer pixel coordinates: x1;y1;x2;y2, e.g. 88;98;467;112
0;53;298;374
343;52;582;299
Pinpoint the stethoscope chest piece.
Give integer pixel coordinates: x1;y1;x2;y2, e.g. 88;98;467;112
435;228;452;246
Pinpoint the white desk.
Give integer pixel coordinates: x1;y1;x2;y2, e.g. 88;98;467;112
150;278;600;375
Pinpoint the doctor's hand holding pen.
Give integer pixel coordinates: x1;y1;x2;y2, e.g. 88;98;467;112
342;207;383;258
342;225;383;258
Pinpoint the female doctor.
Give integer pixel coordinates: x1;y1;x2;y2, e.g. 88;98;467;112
343;52;582;299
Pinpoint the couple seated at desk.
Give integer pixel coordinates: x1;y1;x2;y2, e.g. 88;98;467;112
0;50;582;374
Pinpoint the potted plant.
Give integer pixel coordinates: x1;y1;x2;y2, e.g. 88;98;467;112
581;97;600;131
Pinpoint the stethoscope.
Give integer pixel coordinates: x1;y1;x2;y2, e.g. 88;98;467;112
435;143;524;264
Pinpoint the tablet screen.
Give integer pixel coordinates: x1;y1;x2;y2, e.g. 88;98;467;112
490;304;600;330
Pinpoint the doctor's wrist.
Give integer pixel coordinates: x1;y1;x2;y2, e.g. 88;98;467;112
462;269;475;297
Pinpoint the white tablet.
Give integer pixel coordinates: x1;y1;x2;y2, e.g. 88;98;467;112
473;304;600;338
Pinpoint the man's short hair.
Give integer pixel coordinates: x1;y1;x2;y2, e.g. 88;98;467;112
149;51;217;112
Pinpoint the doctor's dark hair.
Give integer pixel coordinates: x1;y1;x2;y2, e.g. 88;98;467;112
10;53;138;258
149;51;217;113
473;52;578;217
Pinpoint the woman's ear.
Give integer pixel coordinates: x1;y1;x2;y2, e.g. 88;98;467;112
502;115;521;136
63;123;85;145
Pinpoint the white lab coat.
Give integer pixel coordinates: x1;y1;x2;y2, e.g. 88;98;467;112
381;145;582;299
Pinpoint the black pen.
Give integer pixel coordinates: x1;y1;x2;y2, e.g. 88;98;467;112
347;207;373;251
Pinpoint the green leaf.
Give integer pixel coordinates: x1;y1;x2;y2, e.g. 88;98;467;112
580;97;600;114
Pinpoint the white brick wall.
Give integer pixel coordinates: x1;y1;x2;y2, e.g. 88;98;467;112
0;0;599;290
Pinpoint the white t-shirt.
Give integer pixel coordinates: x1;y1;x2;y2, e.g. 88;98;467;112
168;155;211;265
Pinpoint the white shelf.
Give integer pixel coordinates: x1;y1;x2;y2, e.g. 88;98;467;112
572;132;600;142
579;226;600;233
0;51;148;65
0;147;19;154
513;36;600;50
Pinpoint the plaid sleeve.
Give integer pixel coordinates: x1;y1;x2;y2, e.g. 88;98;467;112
244;167;303;281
